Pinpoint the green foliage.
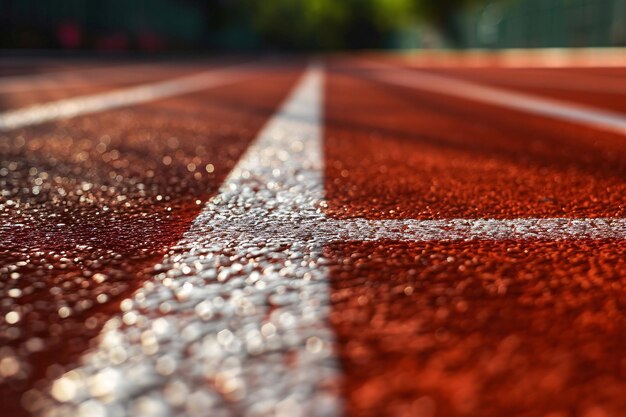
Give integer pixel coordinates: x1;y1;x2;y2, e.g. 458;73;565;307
246;0;416;49
192;0;498;49
247;0;348;49
370;0;416;28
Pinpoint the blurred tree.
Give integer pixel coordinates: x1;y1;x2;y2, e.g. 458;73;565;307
247;0;348;49
245;0;415;50
185;0;488;50
181;0;489;50
178;0;495;50
343;0;415;48
414;0;498;46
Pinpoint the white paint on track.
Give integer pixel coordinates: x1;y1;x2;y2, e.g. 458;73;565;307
36;64;626;417
362;62;626;135
0;63;259;132
37;65;341;417
0;63;162;94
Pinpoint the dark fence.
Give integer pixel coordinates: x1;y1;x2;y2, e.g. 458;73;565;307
0;0;205;50
456;0;626;48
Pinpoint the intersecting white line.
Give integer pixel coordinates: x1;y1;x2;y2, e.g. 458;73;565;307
358;60;626;136
39;64;626;417
0;62;261;132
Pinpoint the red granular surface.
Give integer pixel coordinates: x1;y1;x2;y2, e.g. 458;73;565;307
0;60;105;77
0;61;242;111
323;66;626;220
414;67;626;114
2;54;625;417
0;66;302;417
327;239;626;417
324;58;626;417
0;84;130;111
564;67;626;79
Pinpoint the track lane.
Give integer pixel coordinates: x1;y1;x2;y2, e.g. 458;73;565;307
0;59;253;112
29;61;626;417
2;54;626;417
414;67;626;115
351;60;626;136
328;239;626;417
324;59;626;417
0;59;119;78
0;65;303;417
324;64;626;220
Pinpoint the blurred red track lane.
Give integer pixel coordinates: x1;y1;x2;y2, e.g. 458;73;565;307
323;65;626;219
565;67;626;78
413;67;626;115
0;84;131;112
0;58;253;111
0;60;110;78
0;66;303;417
0;57;243;78
328;239;626;417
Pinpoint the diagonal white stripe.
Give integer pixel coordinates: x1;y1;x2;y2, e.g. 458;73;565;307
0;62;262;132
359;61;626;135
36;63;626;417
0;63;162;94
36;65;342;417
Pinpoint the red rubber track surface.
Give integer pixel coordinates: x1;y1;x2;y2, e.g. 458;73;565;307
564;67;626;79
0;59;249;111
324;59;626;417
0;60;112;77
0;57;241;78
413;67;626;114
1;54;626;417
0;85;132;111
0;65;302;417
327;239;626;417
324;63;626;220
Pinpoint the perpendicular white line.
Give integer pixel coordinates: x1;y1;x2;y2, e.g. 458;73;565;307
0;63;261;132
336;217;626;241
361;62;626;136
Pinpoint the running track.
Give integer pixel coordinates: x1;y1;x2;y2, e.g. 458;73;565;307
1;52;626;417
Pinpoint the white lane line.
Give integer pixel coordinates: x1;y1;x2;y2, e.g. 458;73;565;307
37;65;342;417
37;64;626;417
360;62;626;135
258;217;626;241
0;63;162;94
0;63;260;132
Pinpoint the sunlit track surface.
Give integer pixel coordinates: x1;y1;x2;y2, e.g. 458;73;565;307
324;56;626;417
0;59;306;417
349;60;626;135
0;60;274;129
2;53;626;417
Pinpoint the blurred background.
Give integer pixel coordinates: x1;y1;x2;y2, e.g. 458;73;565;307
0;0;625;52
